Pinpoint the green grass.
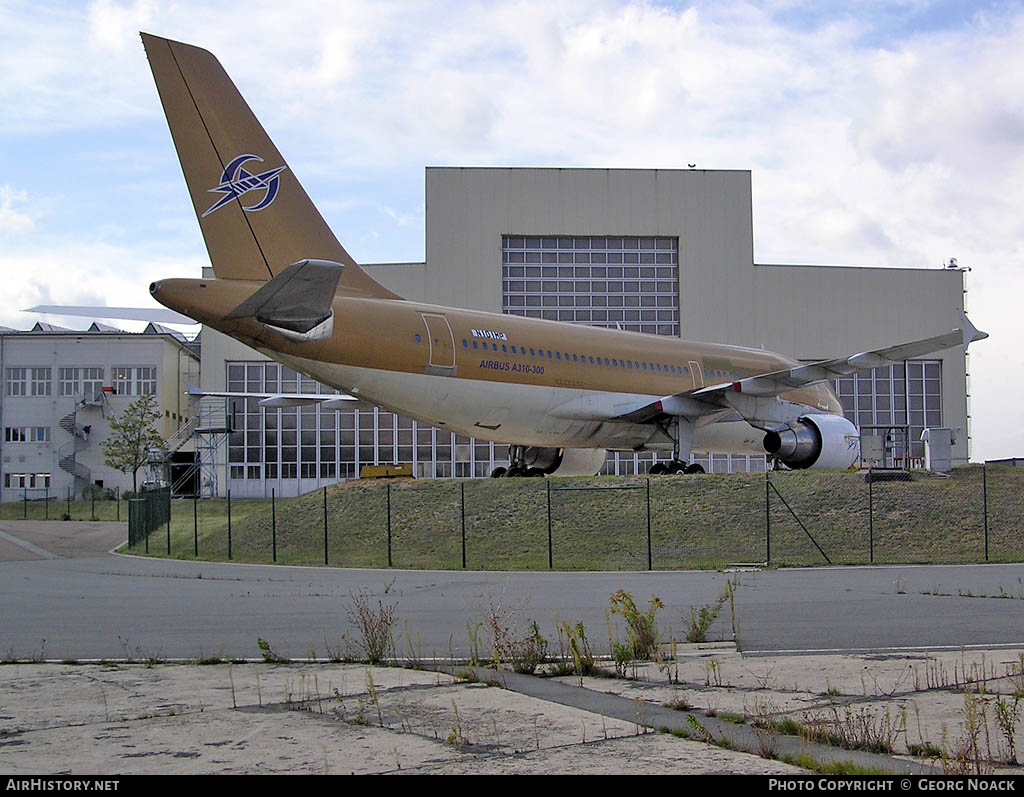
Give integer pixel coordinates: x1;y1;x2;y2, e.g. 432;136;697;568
114;464;1024;570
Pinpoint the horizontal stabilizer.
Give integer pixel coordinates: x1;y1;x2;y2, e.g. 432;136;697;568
185;382;354;407
225;259;343;334
24;305;196;325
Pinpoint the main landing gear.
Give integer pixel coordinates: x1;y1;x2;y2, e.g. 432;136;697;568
648;416;705;475
490;445;550;478
650;460;705;475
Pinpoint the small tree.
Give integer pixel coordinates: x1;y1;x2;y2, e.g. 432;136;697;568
101;393;164;493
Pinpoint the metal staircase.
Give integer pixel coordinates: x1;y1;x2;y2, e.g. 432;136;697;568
57;409;91;499
154;399;230;498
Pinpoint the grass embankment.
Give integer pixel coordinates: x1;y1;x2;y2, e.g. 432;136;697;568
124;464;1024;570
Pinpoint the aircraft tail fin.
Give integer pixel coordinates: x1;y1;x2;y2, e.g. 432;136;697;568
141;33;399;299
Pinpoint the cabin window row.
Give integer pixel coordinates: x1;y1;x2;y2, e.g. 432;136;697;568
458;338;741;380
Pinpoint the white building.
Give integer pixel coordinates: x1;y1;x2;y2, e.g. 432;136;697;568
201;167;973;497
0;323;200;501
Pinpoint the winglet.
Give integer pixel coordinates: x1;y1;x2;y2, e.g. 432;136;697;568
960;310;988;349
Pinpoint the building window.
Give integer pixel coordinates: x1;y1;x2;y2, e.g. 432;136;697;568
30;368;51;396
4;427;49;443
82;367;104;399
2;473;48;489
114;367;157;396
113;366;133;395
59;367;105;398
5;368;27;396
59;367;78;396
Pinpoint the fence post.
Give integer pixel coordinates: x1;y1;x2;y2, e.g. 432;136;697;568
646;477;652;571
144;501;149;554
193;494;198;557
547;478;553;570
323;486;328;566
44;485;49;520
166;498;171;555
67;486;71;518
23;488;27;519
983;462;989;562
116;487;120;522
227;489;232;561
272;488;277;563
386;482;392;567
869;468;874;564
765;470;771;564
460;481;466;569
91;490;96;522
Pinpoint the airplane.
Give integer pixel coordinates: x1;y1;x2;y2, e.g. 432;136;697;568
140;33;988;478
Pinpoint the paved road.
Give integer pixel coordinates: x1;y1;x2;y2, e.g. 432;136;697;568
1;521;1022;660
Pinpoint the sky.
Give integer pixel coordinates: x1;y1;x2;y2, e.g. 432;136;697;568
1;0;1021;461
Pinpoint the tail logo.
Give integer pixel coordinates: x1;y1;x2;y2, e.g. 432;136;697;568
201;154;287;218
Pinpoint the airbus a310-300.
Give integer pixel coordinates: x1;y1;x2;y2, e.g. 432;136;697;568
141;33;987;478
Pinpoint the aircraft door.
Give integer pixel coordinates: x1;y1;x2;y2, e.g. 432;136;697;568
688;360;704;390
421;313;458;377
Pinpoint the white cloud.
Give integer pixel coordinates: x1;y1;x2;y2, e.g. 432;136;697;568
0;186;34;236
0;240;206;331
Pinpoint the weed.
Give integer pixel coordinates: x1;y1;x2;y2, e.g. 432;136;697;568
345;591;397;664
485;598;547;674
685;713;716;744
608;589;662;661
446;699;468;746
994;694;1021;764
781;752;896;776
702;658;724;687
562;620;598;681
942;691;993;775
256;637;290;664
801;704;903;755
665;694;691;711
656;638;679;684
686;603;721;643
366;670;384;727
686;581;734;643
402;620;425;670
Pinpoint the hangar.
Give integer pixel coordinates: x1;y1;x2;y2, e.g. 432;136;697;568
199;167;972;497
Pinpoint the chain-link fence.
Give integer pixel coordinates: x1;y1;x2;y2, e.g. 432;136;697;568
124;464;1024;570
0;486;128;522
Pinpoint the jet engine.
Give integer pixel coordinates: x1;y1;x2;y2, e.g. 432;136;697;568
762;414;859;470
520;446;607;476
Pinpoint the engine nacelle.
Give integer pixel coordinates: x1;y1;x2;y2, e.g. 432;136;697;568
521;447;607;476
762;414;859;470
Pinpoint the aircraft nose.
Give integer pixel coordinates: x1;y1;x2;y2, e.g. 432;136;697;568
149;280;162;296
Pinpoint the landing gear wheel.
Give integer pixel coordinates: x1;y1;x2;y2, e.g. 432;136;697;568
684;463;705;475
525;467;546;477
665;461;685;475
490;466;507;478
650;462;668;476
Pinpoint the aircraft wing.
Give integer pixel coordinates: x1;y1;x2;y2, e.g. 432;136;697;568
186;383;355;409
611;311;988;423
701;311;987;400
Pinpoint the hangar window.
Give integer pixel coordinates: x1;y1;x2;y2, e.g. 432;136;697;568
503;236;678;336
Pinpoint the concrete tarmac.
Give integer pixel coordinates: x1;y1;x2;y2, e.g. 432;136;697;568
2;520;1024;774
